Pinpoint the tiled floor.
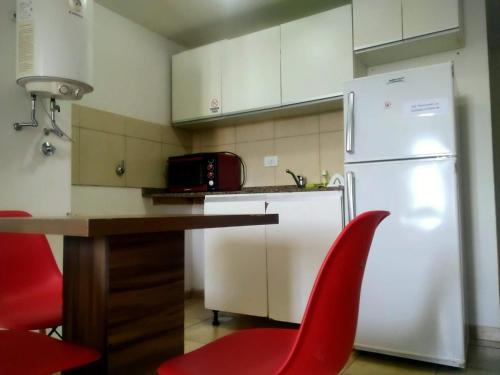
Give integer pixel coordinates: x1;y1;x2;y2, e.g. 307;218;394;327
184;298;500;374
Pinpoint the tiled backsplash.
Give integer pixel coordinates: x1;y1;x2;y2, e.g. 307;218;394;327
192;111;344;186
72;105;344;189
72;104;191;188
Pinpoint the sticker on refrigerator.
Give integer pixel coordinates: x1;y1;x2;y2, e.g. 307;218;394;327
404;98;449;118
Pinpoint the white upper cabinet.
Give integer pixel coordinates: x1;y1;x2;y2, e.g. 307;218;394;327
281;5;353;105
172;41;224;123
222;27;281;115
402;0;460;39
353;0;403;50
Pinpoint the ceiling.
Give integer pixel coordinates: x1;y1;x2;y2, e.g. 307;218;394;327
96;0;348;48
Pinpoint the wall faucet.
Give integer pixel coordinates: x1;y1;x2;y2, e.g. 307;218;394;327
286;169;306;188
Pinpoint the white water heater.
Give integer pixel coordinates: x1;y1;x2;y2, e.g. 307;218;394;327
16;0;93;100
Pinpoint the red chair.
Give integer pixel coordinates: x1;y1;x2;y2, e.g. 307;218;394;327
0;211;62;332
157;210;390;375
0;329;100;375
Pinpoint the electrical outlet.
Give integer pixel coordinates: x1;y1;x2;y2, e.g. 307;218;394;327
264;155;278;167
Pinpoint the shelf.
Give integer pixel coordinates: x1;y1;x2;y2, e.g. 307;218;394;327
142;186;343;205
171;95;343;129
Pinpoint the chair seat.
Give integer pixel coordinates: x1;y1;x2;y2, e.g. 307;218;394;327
0;279;62;330
158;328;298;375
0;329;100;375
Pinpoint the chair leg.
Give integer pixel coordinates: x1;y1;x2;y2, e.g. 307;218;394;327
48;327;62;339
212;310;220;326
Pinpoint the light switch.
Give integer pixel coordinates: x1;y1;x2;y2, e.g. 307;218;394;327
264;155;278;167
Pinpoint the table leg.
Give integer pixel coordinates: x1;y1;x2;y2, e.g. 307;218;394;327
63;231;185;374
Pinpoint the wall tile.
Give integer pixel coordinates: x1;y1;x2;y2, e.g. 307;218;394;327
200;144;236;153
236;140;275;187
71;126;80;185
235;121;274;143
80;106;125;135
79;128;126;187
162;143;190;159
192;132;202;152
163;125;193;147
126;138;164;188
319;110;343;132
275;134;320;185
125;117;163;141
199;126;236;146
71;104;81;127
319;131;344;177
274;115;319;138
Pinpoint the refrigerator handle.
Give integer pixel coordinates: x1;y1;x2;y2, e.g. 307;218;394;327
346;171;356;222
346;91;355;154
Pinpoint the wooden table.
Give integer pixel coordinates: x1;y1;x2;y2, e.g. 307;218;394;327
0;214;278;374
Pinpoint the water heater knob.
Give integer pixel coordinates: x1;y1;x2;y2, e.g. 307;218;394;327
59;85;70;95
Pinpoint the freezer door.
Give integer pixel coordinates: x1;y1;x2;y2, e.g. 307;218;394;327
344;63;457;163
345;158;465;366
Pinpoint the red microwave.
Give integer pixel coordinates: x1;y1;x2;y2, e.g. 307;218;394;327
167;152;244;192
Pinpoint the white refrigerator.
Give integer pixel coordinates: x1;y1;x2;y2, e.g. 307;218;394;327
344;62;466;367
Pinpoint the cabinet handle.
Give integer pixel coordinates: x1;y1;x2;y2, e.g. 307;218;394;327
346;171;355;222
346;91;355;154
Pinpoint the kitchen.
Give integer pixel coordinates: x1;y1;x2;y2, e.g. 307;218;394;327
0;0;499;374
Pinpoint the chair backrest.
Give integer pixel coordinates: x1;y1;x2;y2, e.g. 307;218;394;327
278;210;390;375
0;211;62;295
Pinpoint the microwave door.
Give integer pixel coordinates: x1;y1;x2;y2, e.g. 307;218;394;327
169;158;206;191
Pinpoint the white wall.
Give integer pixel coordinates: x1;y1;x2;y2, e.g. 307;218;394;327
70;4;197;289
365;0;499;329
79;3;182;124
0;0;72;268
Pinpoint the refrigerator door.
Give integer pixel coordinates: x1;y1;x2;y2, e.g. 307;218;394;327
344;63;457;163
345;157;465;367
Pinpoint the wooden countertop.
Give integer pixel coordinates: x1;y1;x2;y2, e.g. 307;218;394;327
0;214;279;237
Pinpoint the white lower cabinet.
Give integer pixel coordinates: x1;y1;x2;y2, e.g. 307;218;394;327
204;191;343;323
204;196;268;317
266;192;343;323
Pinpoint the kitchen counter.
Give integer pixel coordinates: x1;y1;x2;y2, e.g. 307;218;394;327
143;185;343;205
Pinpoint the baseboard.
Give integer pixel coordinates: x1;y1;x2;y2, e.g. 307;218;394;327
184;289;204;300
469;325;500;344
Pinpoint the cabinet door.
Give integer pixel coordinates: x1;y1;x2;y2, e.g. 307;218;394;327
266;192;343;323
204;197;268;316
172;41;223;122
222;27;281;114
281;5;353;105
402;0;460;39
353;0;403;50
